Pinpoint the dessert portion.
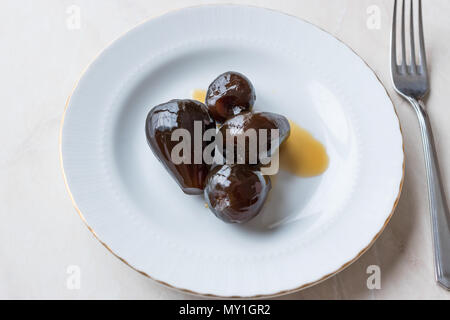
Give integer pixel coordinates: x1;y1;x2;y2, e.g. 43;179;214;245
145;71;327;224
218;111;290;165
192;90;329;178
204;164;271;223
145;99;216;195
206;71;255;123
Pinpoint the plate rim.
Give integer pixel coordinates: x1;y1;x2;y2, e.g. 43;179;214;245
59;4;405;298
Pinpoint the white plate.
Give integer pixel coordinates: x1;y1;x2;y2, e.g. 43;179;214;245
60;5;404;297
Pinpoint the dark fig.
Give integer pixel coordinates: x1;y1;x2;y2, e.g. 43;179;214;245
206;71;255;123
145;99;216;195
204;165;271;223
218;111;290;165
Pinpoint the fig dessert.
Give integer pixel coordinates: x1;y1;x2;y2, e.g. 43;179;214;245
204;164;271;223
218;111;290;165
145;71;299;224
145;99;216;195
206;71;256;123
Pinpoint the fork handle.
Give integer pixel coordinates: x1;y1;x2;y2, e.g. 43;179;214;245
409;97;450;290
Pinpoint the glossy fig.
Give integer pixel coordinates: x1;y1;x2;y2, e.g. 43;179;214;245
145;99;216;195
204;164;271;223
206;71;255;123
218;111;290;165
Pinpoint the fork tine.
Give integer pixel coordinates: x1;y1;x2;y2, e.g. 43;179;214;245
391;0;429;99
391;0;398;74
400;0;407;72
409;0;417;73
418;0;428;74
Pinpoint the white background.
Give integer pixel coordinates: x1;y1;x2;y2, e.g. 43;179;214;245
1;0;450;299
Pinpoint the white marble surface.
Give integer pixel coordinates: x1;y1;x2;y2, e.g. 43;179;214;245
1;0;449;299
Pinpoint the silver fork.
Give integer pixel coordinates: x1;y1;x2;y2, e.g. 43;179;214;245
391;0;450;290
